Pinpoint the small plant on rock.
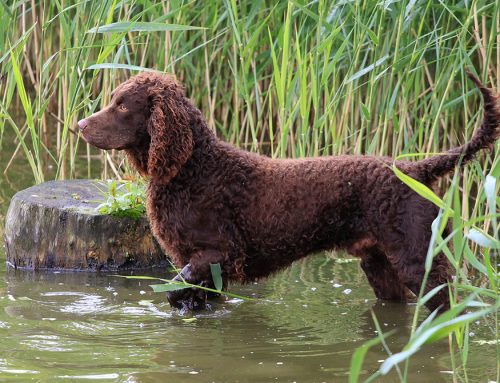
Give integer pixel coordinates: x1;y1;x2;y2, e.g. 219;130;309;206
95;180;146;220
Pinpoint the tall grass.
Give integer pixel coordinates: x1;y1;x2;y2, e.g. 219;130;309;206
1;1;498;172
0;0;498;381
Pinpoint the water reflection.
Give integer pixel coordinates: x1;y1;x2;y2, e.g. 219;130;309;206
3;255;495;382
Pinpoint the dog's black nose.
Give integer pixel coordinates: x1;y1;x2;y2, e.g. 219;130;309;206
77;118;88;131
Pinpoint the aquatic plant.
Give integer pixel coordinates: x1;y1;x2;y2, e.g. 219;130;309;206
350;160;499;382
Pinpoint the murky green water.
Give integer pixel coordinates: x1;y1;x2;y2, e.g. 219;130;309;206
0;136;497;383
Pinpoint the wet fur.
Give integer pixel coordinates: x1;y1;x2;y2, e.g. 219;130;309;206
80;72;499;312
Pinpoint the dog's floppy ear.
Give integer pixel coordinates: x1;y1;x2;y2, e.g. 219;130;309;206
147;89;193;183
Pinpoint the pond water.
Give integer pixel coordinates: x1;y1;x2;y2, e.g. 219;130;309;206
0;135;496;383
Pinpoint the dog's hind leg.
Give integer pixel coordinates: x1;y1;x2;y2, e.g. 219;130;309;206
359;248;410;301
348;239;409;301
386;246;452;313
379;195;453;313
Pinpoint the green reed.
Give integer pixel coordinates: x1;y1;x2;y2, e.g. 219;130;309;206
349;158;499;382
0;0;498;381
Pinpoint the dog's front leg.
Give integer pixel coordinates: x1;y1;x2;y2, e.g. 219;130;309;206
166;250;226;312
166;263;211;312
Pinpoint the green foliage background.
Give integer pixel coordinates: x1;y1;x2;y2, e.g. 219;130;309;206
0;1;498;382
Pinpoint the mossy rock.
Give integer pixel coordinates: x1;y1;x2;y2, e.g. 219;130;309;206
4;180;166;271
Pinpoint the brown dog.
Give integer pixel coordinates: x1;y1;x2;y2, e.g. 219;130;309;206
79;72;499;312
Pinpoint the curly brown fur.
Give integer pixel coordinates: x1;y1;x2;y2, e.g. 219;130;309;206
79;71;499;313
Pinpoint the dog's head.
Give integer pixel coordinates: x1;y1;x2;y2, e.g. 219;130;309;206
79;72;193;183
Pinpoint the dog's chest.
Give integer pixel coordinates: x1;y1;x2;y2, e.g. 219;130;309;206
146;183;228;254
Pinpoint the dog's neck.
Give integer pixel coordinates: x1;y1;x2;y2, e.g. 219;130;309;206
191;116;218;153
124;105;219;182
124;137;150;178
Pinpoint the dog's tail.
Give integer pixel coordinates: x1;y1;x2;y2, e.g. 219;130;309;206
415;71;499;183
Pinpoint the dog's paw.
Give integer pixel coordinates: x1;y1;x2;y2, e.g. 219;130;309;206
167;263;222;312
167;286;210;312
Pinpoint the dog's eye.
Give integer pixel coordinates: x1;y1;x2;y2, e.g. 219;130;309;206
118;104;127;112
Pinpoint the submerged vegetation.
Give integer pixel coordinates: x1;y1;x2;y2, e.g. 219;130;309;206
0;0;498;381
